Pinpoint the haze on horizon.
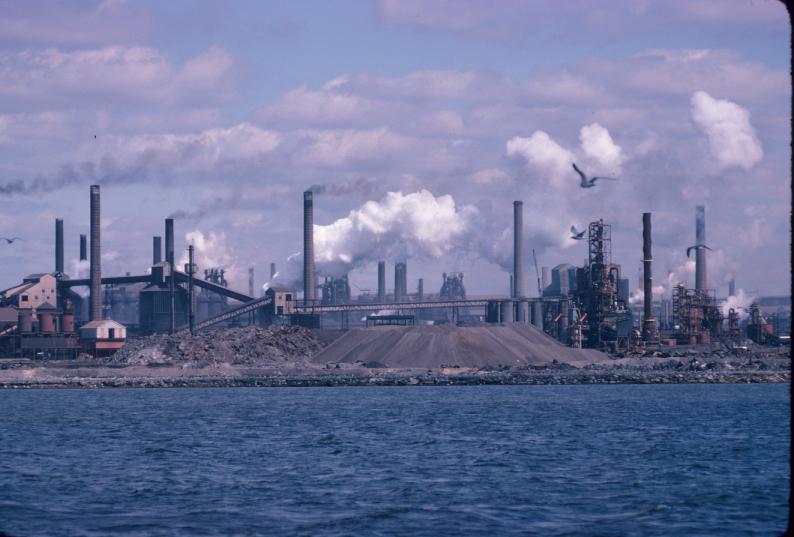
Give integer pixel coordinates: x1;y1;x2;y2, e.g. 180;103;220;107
0;0;789;301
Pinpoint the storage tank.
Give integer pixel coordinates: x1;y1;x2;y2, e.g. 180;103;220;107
18;310;33;333
500;300;514;323
62;311;75;333
39;311;55;333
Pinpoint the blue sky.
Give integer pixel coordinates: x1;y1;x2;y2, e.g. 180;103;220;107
0;0;789;303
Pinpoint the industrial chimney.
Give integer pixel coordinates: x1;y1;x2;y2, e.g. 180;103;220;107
394;262;407;302
79;234;87;262
642;212;656;341
153;236;162;264
165;218;175;334
165;219;174;267
270;262;276;280
695;205;707;292
377;261;386;302
55;218;64;275
303;190;315;304
513;201;524;298
89;185;102;321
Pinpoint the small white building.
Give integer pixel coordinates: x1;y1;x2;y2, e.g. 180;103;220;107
79;319;126;356
266;287;295;315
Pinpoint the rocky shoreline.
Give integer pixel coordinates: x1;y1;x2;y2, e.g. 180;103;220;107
0;326;788;389
0;367;787;389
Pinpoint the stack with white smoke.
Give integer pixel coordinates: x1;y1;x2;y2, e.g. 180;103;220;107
720;289;756;320
266;189;478;290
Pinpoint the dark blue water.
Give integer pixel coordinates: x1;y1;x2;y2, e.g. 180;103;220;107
0;384;788;536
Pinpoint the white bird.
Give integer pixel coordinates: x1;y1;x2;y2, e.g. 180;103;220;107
686;244;713;258
572;162;617;188
570;226;586;240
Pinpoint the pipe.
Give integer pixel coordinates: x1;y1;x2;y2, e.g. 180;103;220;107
89;185;102;321
188;245;195;334
165;219;174;267
153;236;162;264
642;212;655;341
79;234;87;262
394;262;407;302
513;200;524;298
270;262;276;280
695;205;707;292
55;218;64;274
165;218;175;334
303;190;315;304
377;261;386;302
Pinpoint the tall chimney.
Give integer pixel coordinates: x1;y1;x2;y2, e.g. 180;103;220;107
377;261;386;302
417;278;424;300
248;267;254;297
513;201;524;298
153;236;162;264
394;262;407;302
642;212;655;341
79;234;87;262
541;266;549;292
89;185;102;321
165;219;175;267
270;262;276;280
55;218;64;274
165;218;175;334
695;205;707;292
303;190;315;304
729;275;736;297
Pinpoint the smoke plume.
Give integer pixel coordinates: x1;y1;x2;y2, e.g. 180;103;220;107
266;189;478;290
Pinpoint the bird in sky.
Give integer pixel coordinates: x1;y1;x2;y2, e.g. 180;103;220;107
686;244;713;258
572;162;618;188
570;226;586;240
0;237;23;244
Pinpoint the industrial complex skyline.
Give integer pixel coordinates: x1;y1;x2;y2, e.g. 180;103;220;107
0;0;789;299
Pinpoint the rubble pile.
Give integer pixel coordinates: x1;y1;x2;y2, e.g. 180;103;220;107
111;326;323;367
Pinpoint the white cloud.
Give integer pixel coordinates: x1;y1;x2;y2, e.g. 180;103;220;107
506;131;576;187
579;123;624;174
0;45;237;106
690;90;763;171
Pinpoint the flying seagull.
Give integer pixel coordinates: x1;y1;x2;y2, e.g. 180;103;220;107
0;237;22;244
686;244;713;258
569;226;586;240
572;162;617;188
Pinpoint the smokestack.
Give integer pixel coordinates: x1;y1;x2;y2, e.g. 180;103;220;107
695;205;707;292
513;201;524;298
303;191;315;304
394;262;407;301
165;218;175;334
417;278;424;300
377;261;386;302
89;185;102;321
270;262;276;280
642;212;655;341
165;219;174;267
541;266;549;292
79;234;87;262
153;236;162;264
55;218;64;274
248;267;254;297
729;276;736;297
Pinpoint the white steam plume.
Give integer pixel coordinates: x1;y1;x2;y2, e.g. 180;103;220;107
720;289;756;320
266;189;477;290
691;91;762;171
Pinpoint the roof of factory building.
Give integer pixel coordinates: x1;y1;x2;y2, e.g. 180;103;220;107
80;319;125;329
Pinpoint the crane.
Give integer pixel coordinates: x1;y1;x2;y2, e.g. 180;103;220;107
532;248;542;298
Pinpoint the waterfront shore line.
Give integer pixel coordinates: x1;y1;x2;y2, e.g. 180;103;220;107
0;369;788;389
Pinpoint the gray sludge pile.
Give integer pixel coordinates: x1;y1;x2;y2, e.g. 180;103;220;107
312;324;609;368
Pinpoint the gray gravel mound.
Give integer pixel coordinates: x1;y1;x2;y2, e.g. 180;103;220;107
112;326;323;367
312;324;609;368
